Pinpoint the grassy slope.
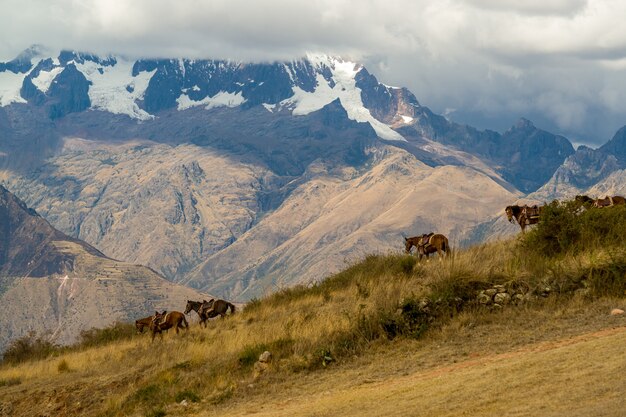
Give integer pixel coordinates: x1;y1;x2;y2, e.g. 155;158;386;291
1;202;626;417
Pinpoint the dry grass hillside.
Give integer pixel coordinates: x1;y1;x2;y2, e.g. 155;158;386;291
1;201;625;417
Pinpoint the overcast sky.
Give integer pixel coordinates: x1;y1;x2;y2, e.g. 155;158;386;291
2;0;626;147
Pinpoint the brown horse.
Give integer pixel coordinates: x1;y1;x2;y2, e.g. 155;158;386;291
184;300;211;327
415;233;449;260
200;299;236;319
593;195;626;208
150;310;189;341
135;316;154;333
505;204;542;233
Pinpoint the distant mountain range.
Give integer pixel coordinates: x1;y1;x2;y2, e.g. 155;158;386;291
0;185;209;352
1;45;625;303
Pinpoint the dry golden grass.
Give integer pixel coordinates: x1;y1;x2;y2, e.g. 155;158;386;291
0;237;625;416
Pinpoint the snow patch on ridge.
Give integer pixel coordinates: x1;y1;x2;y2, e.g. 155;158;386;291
177;91;246;111
283;54;406;142
0;70;27;106
73;58;155;120
31;67;64;93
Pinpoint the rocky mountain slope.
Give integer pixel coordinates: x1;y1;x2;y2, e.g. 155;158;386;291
0;185;210;352
531;125;626;201
0;46;580;300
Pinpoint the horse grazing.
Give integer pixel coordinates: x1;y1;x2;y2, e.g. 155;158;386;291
505;204;543;233
404;234;427;254
150;310;188;341
404;233;449;260
200;299;236;319
593;195;626;208
135;315;154;333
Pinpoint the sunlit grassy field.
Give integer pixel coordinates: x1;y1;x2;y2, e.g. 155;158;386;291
1;201;625;416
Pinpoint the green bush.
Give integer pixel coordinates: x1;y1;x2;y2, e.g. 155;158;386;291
174;389;200;403
0;377;21;387
57;359;70;373
2;332;59;364
78;321;136;348
522;201;626;256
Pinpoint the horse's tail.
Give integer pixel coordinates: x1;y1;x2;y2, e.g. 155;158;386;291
182;314;189;328
443;237;450;256
228;302;236;314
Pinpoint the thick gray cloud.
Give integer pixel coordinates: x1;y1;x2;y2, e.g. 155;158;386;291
1;0;626;146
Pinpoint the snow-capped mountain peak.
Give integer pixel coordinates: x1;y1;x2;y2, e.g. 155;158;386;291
0;47;408;141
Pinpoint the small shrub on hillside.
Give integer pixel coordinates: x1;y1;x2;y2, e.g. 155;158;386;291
0;377;21;387
584;255;626;297
2;332;58;364
57;359;71;373
131;384;163;405
174;389;200;403
242;297;262;313
78;321;136;348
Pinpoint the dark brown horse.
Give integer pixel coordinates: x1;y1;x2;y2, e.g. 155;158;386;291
593;195;626;208
184;300;212;327
505;204;542;233
150;310;188;341
200;299;236;319
135;316;154;333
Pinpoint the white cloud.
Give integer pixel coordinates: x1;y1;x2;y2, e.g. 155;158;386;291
1;0;626;145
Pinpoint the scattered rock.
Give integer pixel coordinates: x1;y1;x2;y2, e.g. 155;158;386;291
477;292;492;305
493;285;506;293
258;351;272;363
494;292;511;305
610;308;624;316
253;351;273;379
180;399;188;407
253;361;270;379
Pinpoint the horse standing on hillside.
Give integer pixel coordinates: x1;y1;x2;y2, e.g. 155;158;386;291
416;233;450;260
184;300;211;327
150;310;188;341
505;204;543;233
404;233;449;260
